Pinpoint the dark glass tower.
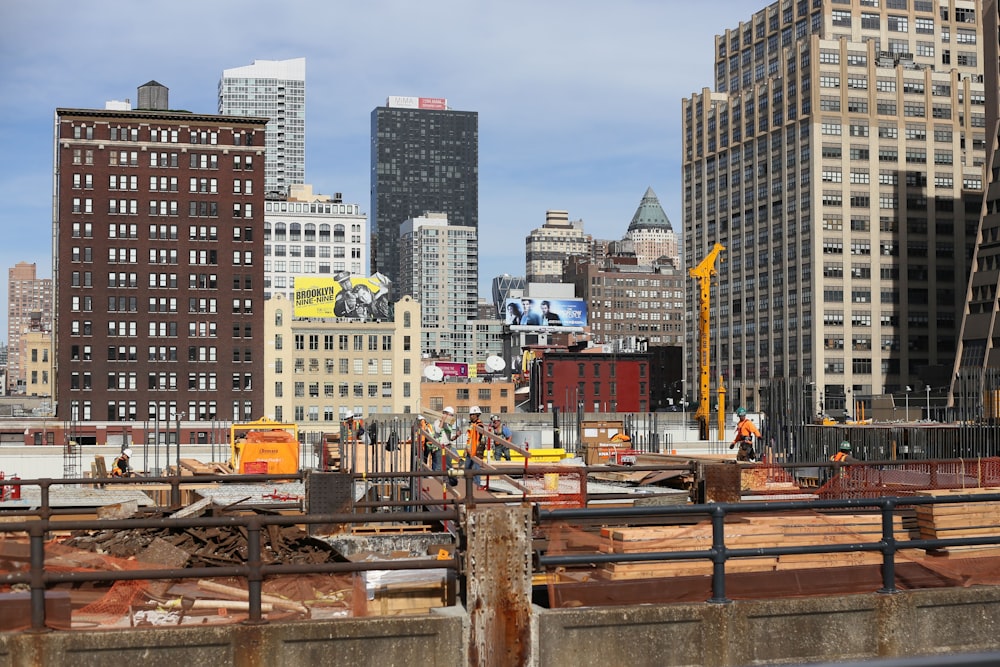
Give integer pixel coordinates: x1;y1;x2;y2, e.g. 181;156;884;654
370;99;478;294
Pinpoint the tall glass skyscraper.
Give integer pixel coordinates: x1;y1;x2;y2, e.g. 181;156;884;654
370;96;478;293
219;58;306;197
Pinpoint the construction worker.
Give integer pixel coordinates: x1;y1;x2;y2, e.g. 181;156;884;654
730;407;761;462
432;407;456;477
342;411;366;446
830;441;858;464
489;415;512;461
415;415;432;465
111;448;133;477
465;406;485;489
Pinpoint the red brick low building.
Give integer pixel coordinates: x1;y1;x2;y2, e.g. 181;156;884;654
529;351;650;413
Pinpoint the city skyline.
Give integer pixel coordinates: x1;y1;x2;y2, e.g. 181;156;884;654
0;0;746;335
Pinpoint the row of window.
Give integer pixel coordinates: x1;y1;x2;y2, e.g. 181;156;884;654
69;344;256;363
274;357;403;376
276;381;396;399
272;400;414;423
68;320;252;339
70;198;257;219
71;124;257;147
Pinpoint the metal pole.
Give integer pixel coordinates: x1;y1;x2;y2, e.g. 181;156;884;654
175;412;184;474
926;386;931;419
154;412;160;476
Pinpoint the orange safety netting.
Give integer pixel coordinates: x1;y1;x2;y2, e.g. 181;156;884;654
47;541;161;626
816;457;1000;499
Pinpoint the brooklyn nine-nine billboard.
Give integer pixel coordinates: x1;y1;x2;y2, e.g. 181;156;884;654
294;273;393;321
503;297;588;330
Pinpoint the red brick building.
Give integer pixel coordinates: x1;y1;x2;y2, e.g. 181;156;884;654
54;86;267;425
529;351;651;413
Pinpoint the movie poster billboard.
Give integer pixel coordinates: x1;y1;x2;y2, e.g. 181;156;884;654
503;297;587;330
294;272;393;321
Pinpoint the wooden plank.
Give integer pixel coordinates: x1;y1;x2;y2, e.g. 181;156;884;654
919;526;1000;538
915;487;1000;497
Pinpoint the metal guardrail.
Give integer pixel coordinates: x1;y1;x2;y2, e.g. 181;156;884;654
5;467;1000;631
1;502;461;632
537;492;1000;603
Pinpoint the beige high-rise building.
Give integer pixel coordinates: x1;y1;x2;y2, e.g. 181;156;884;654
683;0;986;415
7;262;52;394
525;210;592;284
952;0;1000;417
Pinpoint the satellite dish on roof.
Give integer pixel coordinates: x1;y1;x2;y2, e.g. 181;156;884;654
423;365;444;382
485;356;507;373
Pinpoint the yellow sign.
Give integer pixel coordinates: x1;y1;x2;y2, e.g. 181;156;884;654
293;273;392;321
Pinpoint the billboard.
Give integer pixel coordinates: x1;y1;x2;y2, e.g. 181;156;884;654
435;362;468;378
503;297;588;330
386;96;448;110
294;273;393;321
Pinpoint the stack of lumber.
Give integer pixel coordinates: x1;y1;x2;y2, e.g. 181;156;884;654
596;511;914;580
915;487;1000;555
179;459;231;476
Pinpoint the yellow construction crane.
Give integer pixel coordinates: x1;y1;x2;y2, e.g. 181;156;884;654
688;243;725;440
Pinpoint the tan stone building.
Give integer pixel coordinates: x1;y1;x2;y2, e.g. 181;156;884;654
264;294;422;426
419;379;516;418
525;210;592;284
683;0;986;414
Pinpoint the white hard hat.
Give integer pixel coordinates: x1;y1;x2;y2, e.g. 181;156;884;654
469;406;482;415
122;448;132;458
344;411;354;419
443;406;455;414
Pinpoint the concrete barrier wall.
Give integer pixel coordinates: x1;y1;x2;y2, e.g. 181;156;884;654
0;607;467;667
536;587;1000;667
1;587;998;666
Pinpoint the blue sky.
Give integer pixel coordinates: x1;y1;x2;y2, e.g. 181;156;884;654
0;0;749;335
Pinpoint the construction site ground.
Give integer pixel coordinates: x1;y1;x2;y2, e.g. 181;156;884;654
2;459;1000;632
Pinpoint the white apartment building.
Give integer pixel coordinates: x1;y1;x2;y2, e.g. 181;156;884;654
262;185;367;300
398;213;479;364
683;0;986;415
219;58;306;197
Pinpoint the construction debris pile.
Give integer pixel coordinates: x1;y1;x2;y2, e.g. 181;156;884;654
0;496;454;631
63;511;333;567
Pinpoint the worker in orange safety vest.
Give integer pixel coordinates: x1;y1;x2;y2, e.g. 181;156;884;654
830;441;858;464
729;407;761;462
465;406;485;489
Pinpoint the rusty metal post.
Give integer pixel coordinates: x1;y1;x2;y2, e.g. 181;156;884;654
39;479;52;520
466;505;532;666
170;475;180;510
29;522;48;632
